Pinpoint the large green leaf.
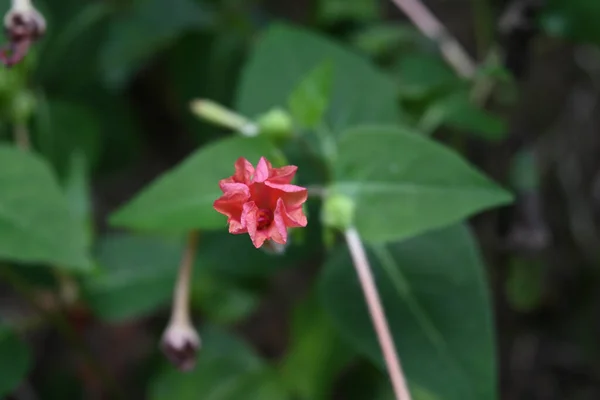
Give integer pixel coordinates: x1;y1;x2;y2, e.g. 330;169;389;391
84;232;268;323
0;324;31;397
33;100;102;177
149;326;290;400
280;293;353;400
99;0;214;89
82;233;183;322
418;92;507;141
541;0;600;45
287;61;334;130
0;146;91;269
319;224;496;400
331;125;513;243
235;23;401;132
109;136;283;232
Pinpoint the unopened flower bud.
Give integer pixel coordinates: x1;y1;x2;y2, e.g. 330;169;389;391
256;108;293;140
160;321;201;372
322;192;356;231
190;99;258;136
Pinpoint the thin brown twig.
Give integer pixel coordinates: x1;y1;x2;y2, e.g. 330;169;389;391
389;0;477;78
344;227;413;400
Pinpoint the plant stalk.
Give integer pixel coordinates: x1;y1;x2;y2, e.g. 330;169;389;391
344;227;412;400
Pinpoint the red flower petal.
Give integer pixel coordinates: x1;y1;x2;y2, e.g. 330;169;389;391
264;181;308;209
276;198;307;227
254;157;271;183
213;184;250;233
214;156;308;248
241;201;266;248
233;157;254;184
268;165;298;184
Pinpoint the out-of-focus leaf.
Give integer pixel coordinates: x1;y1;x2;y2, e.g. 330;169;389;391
149;326;290;400
351;24;421;57
99;0;215;89
317;0;380;24
0;146;91;270
418;92;508;140
193;205;323;278
281;293;353;400
82;233;183;321
0;324;31;397
505;258;544;312
541;0;600;45
288;61;334;129
63;152;94;253
396;54;462;99
509;149;539;191
331;126;513;243
33;100;102;177
319;224;496;400
37;2;111;82
192;271;261;324
109;137;283;232
236;23;401;133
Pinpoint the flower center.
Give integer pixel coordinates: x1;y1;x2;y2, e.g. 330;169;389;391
256;208;273;230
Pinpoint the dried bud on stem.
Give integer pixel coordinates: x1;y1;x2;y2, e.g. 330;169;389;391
1;0;46;66
160;231;201;371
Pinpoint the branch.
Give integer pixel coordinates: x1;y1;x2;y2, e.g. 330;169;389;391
344;227;413;400
389;0;476;78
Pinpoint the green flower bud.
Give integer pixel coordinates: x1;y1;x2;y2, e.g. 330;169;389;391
322;192;355;231
256;108;293;140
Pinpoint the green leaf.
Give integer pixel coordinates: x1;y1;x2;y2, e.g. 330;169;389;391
509;149;539;191
236;23;401;132
192;271;261;325
351;24;421;57
418;92;508;141
0;324;31;397
0;146;91;270
280;293;353;400
287;61;334;129
63;152;94;249
149;326;290;400
82;233;183;321
396;54;461;99
109;136;283;232
332;126;513;243
99;0;214;89
541;0;600;45
505;258;544;312
33;100;102;177
317;0;380;24
319;224;496;400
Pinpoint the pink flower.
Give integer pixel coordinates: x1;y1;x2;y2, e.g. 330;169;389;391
213;157;308;248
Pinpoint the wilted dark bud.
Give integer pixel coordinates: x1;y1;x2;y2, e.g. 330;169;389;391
160;321;201;372
1;0;46;67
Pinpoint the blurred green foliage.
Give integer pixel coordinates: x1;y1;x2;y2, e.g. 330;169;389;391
0;0;597;398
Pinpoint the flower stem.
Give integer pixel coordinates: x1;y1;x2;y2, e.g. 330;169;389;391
344;227;412;400
13;123;30;150
171;231;199;326
389;0;476;79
